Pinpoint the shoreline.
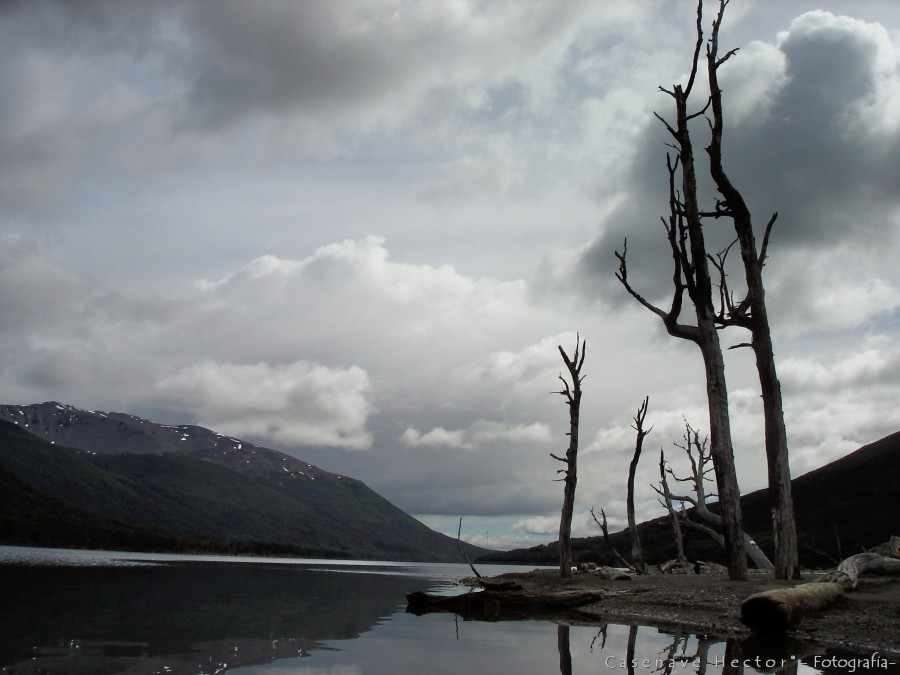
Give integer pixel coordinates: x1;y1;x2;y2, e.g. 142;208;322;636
467;569;900;658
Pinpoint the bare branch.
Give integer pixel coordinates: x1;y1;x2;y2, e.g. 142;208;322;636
683;0;705;98
727;342;753;350
590;507;634;571
759;211;778;267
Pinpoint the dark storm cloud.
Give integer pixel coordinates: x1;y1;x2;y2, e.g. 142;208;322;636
178;2;412;128
573;10;900;308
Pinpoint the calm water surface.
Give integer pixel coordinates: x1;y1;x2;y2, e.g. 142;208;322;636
0;546;893;675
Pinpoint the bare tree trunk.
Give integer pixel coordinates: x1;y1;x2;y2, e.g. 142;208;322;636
626;397;650;574
679;507;774;573
705;0;800;581
698;339;747;580
552;335;586;579
657;449;689;569
615;0;747;580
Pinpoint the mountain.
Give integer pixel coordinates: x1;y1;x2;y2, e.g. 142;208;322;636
0;402;488;562
479;430;900;568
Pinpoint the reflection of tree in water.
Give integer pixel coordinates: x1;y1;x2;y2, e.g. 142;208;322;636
654;627;712;675
569;623;811;675
557;625;572;675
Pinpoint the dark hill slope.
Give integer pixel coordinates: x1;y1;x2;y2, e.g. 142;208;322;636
0;462;195;553
480;430;900;567
0;419;485;561
738;430;900;560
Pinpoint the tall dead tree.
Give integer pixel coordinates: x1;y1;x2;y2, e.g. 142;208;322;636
626;396;651;574
704;0;799;580
615;0;747;580
551;334;585;579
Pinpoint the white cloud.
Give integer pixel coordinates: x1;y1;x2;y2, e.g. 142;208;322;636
780;347;897;391
512;515;559;536
401;420;552;450
155;360;374;450
401;426;471;450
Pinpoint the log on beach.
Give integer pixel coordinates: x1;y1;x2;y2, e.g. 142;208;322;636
819;552;900;590
741;536;900;633
740;582;845;633
406;589;607;621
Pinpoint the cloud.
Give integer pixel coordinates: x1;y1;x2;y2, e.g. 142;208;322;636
154;359;374;449
2;235;570;464
568;10;900;340
402;421;552;450
401;426;471;450
512;515;559;536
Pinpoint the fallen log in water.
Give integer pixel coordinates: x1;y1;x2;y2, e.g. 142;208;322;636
740;536;900;633
406;589;607;621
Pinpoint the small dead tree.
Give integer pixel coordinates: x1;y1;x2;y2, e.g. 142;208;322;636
657;448;690;570
551;334;586;578
626;396;651;574
655;422;774;572
590;507;634;571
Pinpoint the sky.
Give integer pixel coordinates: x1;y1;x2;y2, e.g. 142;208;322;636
2;0;899;552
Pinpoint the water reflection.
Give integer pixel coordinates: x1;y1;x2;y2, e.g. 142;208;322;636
1;559;417;673
0;550;892;674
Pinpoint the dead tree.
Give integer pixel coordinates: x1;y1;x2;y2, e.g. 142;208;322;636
551;334;585;579
590;507;634;571
657;449;689;570
626;397;651;574
615;0;747;580
703;0;800;580
654;422;774;572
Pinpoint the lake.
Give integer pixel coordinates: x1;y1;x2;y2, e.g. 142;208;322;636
0;546;893;674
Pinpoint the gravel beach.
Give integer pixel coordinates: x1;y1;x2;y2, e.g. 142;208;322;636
467;568;900;658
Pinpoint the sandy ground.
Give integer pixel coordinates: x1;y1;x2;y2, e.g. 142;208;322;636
467;569;900;658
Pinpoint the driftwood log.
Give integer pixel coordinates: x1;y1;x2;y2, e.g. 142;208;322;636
740;536;900;632
740;582;845;632
406;589;606;621
819;551;900;589
579;562;632;580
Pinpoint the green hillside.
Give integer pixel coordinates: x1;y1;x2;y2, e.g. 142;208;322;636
0;420;482;561
479;430;900;568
